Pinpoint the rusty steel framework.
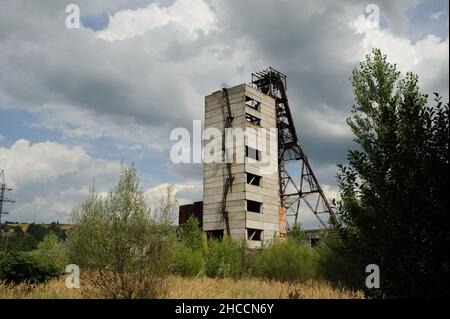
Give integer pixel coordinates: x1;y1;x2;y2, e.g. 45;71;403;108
251;67;337;228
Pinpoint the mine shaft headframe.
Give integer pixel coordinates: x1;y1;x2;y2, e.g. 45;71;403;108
251;67;337;228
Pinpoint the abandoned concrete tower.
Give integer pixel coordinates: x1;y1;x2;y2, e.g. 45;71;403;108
203;83;282;248
179;68;337;247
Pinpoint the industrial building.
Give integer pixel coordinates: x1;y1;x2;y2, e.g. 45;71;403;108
179;68;336;248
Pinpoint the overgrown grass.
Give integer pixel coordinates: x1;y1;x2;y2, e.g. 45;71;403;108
204;237;247;279
171;243;204;277
251;238;320;282
0;276;364;299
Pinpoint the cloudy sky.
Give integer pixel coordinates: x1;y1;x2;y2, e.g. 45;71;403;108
0;0;448;226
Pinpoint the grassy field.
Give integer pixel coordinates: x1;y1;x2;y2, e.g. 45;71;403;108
0;276;363;299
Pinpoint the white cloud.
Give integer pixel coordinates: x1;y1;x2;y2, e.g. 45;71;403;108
349;14;449;98
97;0;216;41
429;11;446;21
145;181;201;206
0;139;121;223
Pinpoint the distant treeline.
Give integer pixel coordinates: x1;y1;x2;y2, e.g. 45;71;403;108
0;222;68;251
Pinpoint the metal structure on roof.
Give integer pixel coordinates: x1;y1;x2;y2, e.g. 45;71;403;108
251;67;337;228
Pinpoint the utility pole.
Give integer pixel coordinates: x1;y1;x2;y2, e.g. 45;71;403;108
0;170;15;227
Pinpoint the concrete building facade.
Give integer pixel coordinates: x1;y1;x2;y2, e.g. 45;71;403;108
203;83;282;248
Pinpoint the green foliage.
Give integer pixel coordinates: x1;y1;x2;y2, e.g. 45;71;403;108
336;48;449;298
0;223;68;253
204;237;246;279
287;223;305;242
48;222;67;241
252;238;320;282
26;224;49;243
0;252;61;284
0;227;37;252
315;230;362;288
67;164;177;298
179;216;205;251
31;232;68;272
171;243;204;277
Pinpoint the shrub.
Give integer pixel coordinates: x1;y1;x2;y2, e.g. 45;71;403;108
26;223;49;243
252;238;320;282
315;230;363;288
171;243;204;277
67;164;177;298
287;223;305;242
0;252;61;284
204;237;246;279
179;216;205;251
31;232;68;272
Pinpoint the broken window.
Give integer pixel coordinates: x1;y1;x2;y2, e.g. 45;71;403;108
247;200;262;213
245;146;261;161
247;228;262;241
245;113;261;126
206;230;224;241
246;172;261;186
310;238;320;247
245;96;260;110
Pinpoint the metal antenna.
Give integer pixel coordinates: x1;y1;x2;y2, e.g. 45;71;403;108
0;170;15;226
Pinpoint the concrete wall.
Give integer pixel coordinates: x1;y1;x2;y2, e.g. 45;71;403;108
203;83;280;247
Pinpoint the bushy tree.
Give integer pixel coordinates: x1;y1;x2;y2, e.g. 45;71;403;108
0;227;37;252
32;232;68;271
67;164;177;298
204;237;247;279
26;223;49;243
252;238;320;282
171;244;204;277
0;252;61;284
179;216;205;251
336;49;449;298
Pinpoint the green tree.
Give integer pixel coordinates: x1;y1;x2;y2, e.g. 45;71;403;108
0;252;60;284
0;227;37;252
336;49;449;298
26;223;49;243
48;222;67;241
179;216;205;251
204;237;246;279
252;238;320;282
32;232;68;271
67;164;177;298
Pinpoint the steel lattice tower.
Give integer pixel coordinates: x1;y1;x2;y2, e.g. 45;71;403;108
251;68;337;228
0;170;15;226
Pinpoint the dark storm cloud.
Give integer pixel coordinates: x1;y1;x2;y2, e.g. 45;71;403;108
0;0;447;199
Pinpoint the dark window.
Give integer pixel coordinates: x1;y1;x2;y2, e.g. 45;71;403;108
247;200;262;213
245;96;260;110
247;228;262;241
246;172;261;186
310;238;320;247
245;146;261;161
245;113;260;126
206;230;224;240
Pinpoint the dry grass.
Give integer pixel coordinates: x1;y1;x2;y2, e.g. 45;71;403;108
0;276;363;299
0;279;83;299
165;276;363;299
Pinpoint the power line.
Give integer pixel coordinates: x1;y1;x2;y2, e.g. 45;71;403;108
0;170;15;226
